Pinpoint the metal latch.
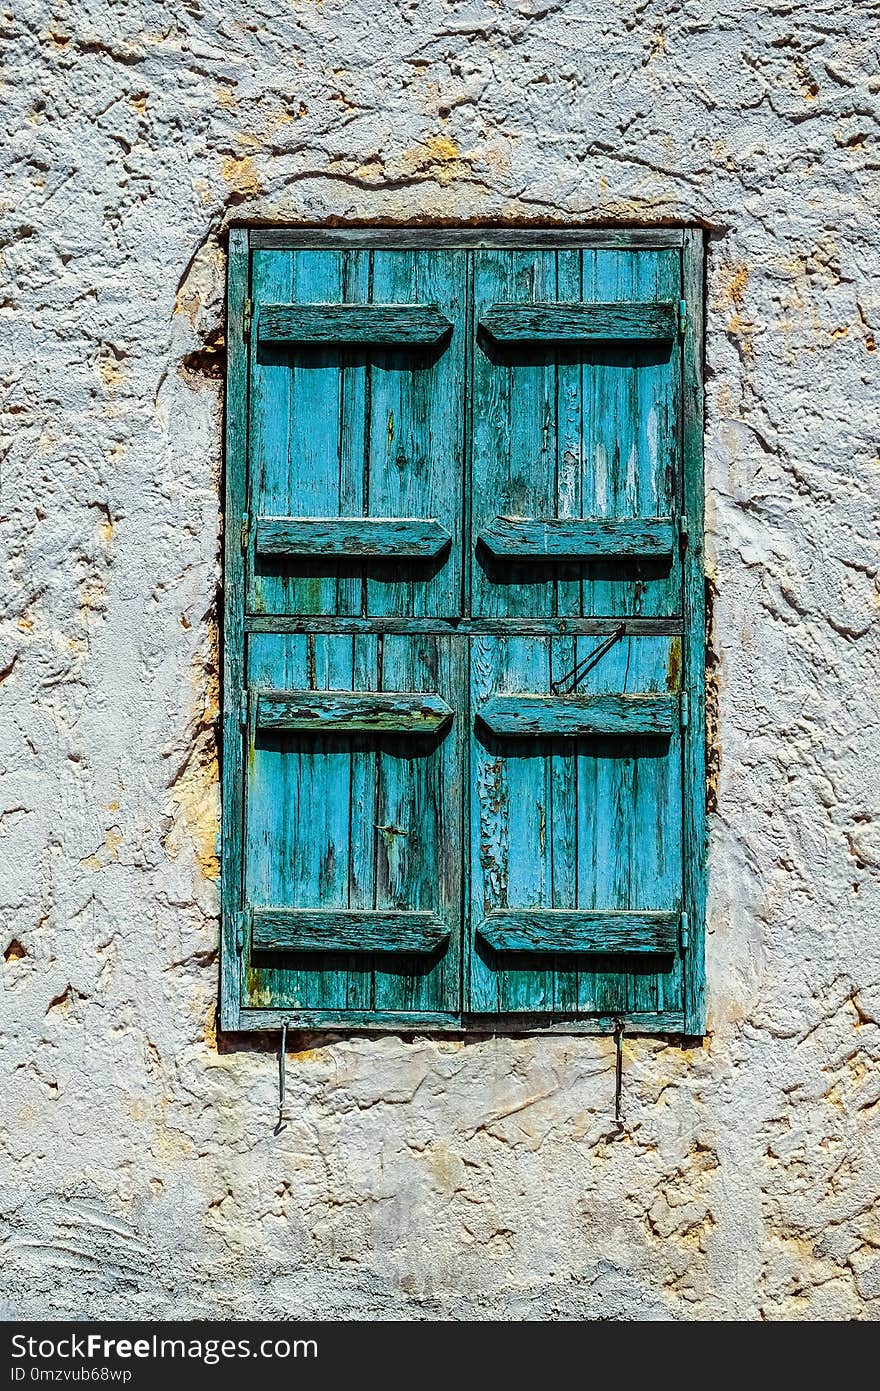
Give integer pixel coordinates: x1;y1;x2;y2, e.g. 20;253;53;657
551;622;627;696
242;298;253;342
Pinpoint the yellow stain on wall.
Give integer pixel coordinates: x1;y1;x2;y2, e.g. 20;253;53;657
165;728;220;882
715;262;749;310
163;622;221;882
221;154;263;196
403;133;465;185
98;356;128;392
354;155;385;181
80;826;123;871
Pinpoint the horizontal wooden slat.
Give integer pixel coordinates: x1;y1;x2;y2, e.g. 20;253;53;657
250;228;686;250
479;516;675;560
256;689;454;734
477;910;679;954
239;1006;687;1033
255;516;451;558
258;303;452;346
252;909;450;954
480;301;677;343
478;693;678;738
246;615;684;636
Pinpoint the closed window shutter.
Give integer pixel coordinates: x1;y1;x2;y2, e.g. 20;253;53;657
221;230;706;1035
467;247;687;1025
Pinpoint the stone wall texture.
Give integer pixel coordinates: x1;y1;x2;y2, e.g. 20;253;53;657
3;0;880;1320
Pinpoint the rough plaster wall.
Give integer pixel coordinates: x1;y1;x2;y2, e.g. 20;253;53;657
2;0;879;1321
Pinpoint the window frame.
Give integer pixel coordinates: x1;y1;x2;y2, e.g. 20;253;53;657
219;225;706;1038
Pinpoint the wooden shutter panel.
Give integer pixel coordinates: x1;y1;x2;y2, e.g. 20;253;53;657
470;247;682;621
466;247;688;1025
467;632;685;1021
221;229;706;1036
242;633;463;1023
247;247;465;620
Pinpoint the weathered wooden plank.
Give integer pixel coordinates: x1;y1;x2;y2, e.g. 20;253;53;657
255;516;451;559
239;1006;687;1033
478;909;678;954
552;254;586;1009
580;250;682;621
252;908;450;954
219;226;249;1034
479;692;678;738
682;228;707;1036
336;253;370;616
555;250;584;626
625;249;686;1019
365;250;465;619
463;1009;687;1034
249;248;345;617
468;636;556;1014
471;248;557;619
479;516;675;560
372;636;463;1011
504;639;553;1014
249;228;686;251
346;634;376;1007
246;615;685;636
480;300;677;343
255;689;454;734
468;634;506;1013
258;302;452;346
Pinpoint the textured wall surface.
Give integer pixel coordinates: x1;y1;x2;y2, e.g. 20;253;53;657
2;0;880;1320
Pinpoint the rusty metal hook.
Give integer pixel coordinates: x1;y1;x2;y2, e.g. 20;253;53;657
613;1016;625;1134
274;1020;288;1135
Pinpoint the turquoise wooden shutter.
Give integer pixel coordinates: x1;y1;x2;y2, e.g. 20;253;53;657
466;246;691;1029
221;229;706;1036
226;240;467;1028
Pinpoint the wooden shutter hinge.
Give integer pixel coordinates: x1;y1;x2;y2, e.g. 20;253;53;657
678;514;689;549
678;298;687;339
239;687;248;727
680;910;690;951
680;691;689;728
242;298;253;342
236;907;252;953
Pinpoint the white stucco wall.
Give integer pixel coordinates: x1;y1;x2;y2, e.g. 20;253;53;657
3;0;880;1320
